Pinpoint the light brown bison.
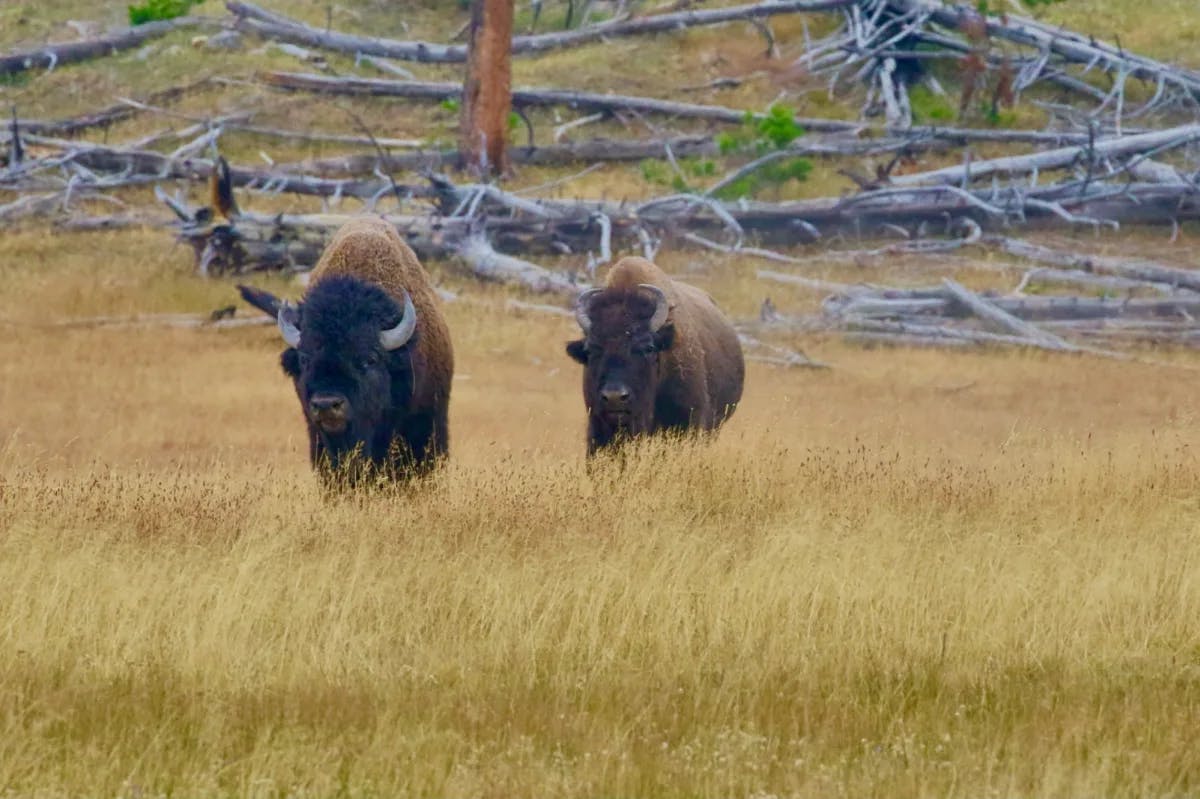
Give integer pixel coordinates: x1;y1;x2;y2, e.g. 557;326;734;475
239;217;453;482
565;257;744;454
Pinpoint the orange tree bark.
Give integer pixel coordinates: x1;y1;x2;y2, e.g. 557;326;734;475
459;0;514;178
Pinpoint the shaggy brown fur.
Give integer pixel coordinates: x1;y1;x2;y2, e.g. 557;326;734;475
567;257;744;453
308;217;454;421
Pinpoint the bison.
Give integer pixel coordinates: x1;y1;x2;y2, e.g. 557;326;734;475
238;217;453;482
565;257;744;454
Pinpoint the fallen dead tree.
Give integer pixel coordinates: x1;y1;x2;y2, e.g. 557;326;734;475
16;78;215;137
891;125;1200;188
149;166;1200;286
229;0;854;64
259;71;1157;147
0;140;433;204
0;17;215;77
260;71;819;126
805;264;1200;355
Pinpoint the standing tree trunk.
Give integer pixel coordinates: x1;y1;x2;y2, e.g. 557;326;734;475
460;0;514;178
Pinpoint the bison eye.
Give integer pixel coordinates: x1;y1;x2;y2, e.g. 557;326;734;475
361;351;381;369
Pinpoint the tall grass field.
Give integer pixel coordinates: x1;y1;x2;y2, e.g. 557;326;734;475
0;229;1198;797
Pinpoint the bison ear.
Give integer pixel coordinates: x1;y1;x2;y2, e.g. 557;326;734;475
653;323;676;353
280;347;301;378
565;339;588;364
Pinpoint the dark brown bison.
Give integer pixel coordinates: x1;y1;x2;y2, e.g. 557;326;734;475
565;257;744;454
238;217;453;482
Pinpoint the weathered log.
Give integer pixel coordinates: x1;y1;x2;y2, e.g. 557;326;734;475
16;79;214;137
831;290;1200;322
1014;267;1184;297
229;0;854;64
260;71;784;125
985;236;1200;293
453;234;579;295
840;317;1056;350
285;134;945;181
0;17;214;77
2;145;433;201
941;277;1074;350
259;71;1145;147
891;124;1200;187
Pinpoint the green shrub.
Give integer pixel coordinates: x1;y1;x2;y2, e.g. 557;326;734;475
909;84;956;123
128;0;202;25
711;157;811;201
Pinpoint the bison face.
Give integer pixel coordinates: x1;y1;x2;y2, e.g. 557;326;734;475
566;285;675;450
275;275;419;473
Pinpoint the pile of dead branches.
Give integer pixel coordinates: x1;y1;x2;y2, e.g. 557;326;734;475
2;0;1200;362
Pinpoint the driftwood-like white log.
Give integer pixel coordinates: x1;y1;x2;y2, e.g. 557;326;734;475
229;0;854;64
891;125;1200;187
1015;268;1184;297
940;278;1074;351
985;237;1200;293
453;235;579;296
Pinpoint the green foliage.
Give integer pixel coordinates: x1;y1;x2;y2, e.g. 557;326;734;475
637;158;718;193
128;0;201;25
711;157;811;201
719;103;806;156
439;98;461;113
976;0;1065;12
640;106;810;199
639;159;670;185
981;102;1019;127
755;103;805;150
908;84;956;123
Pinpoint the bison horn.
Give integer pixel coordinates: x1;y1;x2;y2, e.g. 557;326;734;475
277;301;301;348
379;290;417;350
638;284;670;332
574;287;602;334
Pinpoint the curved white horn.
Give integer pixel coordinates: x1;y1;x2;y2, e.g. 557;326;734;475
379;290;417;350
638;284;670;332
277;301;301;348
574;288;602;334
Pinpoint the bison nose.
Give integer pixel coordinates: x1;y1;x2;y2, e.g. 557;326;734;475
309;394;346;414
308;393;349;432
600;385;631;409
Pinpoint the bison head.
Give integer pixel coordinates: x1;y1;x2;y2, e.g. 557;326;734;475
273;275;419;473
566;284;674;449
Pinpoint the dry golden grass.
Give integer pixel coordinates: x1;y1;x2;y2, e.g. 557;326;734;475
1;228;1200;797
